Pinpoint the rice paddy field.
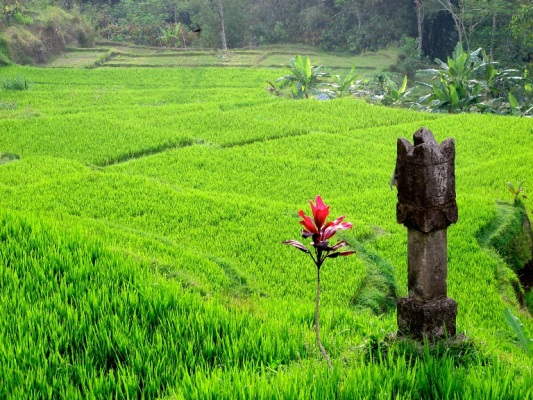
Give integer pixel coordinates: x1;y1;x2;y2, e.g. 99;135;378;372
49;44;398;72
0;58;532;399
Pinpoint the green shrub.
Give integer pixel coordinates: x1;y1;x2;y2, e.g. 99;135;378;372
390;35;427;80
526;290;533;314
275;55;329;99
12;9;33;26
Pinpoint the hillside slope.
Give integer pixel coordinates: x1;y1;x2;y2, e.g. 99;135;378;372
0;6;92;65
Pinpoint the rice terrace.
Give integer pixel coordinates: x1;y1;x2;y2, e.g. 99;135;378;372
1;19;533;400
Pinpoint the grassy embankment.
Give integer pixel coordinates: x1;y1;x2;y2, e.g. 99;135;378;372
0;6;93;65
49;43;398;72
0;63;532;398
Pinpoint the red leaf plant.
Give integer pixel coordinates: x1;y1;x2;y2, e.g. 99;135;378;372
283;195;355;370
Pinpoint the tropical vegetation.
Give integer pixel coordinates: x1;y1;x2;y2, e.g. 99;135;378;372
272;44;532;117
1;0;532;68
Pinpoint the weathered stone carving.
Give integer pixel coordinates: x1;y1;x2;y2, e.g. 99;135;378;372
395;127;458;339
396;127;458;233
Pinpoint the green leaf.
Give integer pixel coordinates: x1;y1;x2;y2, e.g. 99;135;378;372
508;93;519;109
449;84;459;108
503;308;533;355
452;42;464;61
399;75;408;94
434;58;447;69
302;55;312;82
415;81;433;89
433;84;447;101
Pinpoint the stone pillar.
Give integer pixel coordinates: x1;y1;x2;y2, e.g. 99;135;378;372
395;127;458;340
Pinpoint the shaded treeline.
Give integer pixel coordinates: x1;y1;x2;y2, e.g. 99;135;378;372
11;1;533;64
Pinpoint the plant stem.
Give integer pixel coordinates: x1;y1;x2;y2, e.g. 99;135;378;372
315;266;333;370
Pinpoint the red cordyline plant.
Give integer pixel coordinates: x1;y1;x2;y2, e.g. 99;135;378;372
283;195;355;370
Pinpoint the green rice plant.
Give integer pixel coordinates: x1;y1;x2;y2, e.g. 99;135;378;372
87;49;122;69
477;201;533;273
0;101;17;109
349;240;398;314
1;74;29;90
0;65;532;396
0;211;307;397
0;152;19;165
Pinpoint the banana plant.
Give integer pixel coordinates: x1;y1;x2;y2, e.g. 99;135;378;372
483;62;524;100
326;65;358;98
381;75;413;106
417;43;487;113
508;93;522;116
159;23;182;48
275;55;329;99
506;180;526;205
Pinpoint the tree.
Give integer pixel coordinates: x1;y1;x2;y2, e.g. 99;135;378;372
215;0;227;50
415;0;424;54
319;0;416;53
511;2;533;57
431;0;514;52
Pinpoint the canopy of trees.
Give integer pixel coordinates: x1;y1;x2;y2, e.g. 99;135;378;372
15;0;533;64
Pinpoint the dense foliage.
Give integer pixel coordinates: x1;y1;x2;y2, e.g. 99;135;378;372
416;43;532;114
272;47;532;116
5;0;532;67
0;4;94;64
0;65;532;397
